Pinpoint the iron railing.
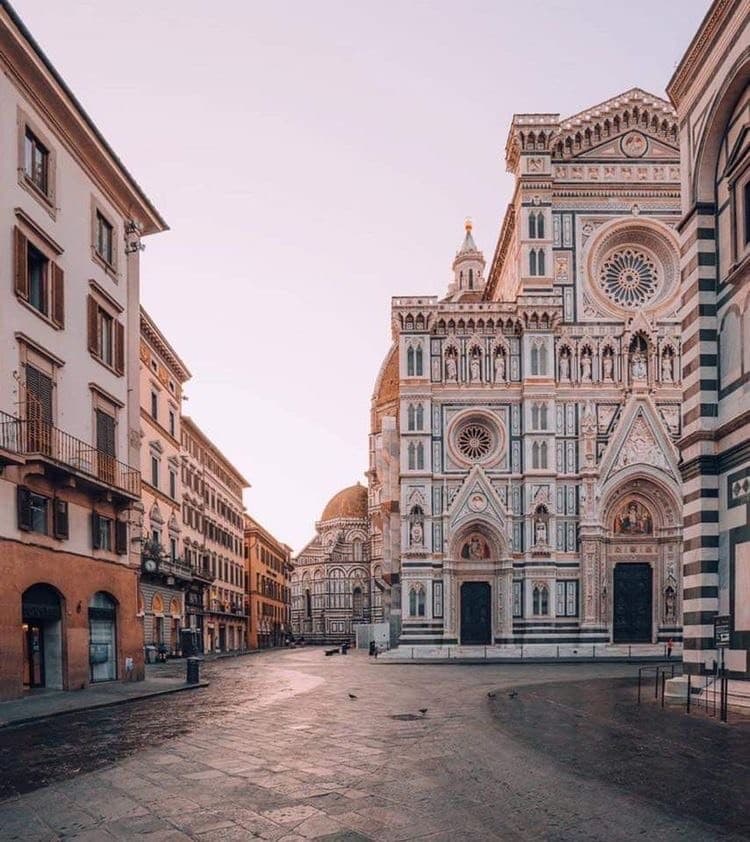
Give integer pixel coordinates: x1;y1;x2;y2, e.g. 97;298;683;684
0;410;140;496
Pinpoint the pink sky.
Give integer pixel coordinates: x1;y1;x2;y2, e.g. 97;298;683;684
12;0;709;551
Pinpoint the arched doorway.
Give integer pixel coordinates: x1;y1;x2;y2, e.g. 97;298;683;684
89;592;117;682
613;563;652;642
22;584;63;690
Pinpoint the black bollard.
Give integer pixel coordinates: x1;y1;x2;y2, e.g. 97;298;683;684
186;656;200;685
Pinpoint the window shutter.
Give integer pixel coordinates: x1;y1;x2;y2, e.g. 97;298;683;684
114;320;125;375
53;498;69;539
14;227;28;299
115;519;128;555
87;295;98;354
17;487;32;531
51;263;64;328
92;512;101;549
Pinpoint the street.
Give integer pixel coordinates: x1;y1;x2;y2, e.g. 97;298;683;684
0;649;748;841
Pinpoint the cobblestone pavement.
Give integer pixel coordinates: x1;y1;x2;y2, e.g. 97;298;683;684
0;649;748;841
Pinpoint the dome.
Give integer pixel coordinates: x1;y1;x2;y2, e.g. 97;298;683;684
321;483;368;522
370;343;399;433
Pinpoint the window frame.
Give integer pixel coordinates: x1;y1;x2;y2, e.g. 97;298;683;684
87;291;124;374
90;197;119;276
17;109;57;215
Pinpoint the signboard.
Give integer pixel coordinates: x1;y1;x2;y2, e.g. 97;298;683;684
714;615;731;648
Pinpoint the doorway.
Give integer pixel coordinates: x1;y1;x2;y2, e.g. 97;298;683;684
613;563;652;643
89;592;117;682
22;584;63;690
460;581;491;645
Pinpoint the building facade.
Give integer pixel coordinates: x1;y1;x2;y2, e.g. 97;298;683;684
181;417;248;653
291;484;371;644
244;515;292;649
667;0;750;684
370;89;686;649
0;3;166;699
138;310;193;657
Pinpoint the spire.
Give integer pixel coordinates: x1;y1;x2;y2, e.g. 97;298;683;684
448;218;486;298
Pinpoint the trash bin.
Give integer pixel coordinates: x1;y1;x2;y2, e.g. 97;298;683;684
145;645;156;664
186;657;200;685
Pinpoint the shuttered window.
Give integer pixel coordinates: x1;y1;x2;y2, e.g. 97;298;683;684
14;228;64;327
95;410;116;457
87;295;124;374
26;365;53;424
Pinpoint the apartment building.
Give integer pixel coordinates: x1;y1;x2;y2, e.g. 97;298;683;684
181;417;249;652
0;3;166;699
138;310;193;657
244;515;292;649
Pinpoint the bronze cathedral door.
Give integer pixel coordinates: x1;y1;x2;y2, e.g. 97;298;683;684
460;582;491;645
613;563;652;643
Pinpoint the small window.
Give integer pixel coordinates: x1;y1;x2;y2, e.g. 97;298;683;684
416;404;424;430
98;310;114;366
27;244;48;316
151;455;159;488
150;391;158;420
529;249;537;276
24;128;49;195
92;513;112;551
407;346;415;376
170;537;178;560
87;296;123;373
169;470;176;499
96;211;114;265
529;212;537;239
415;346;423;376
168;410;176;437
18;488;49;534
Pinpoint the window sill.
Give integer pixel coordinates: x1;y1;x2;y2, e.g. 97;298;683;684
91;248;119;282
90;351;122;378
17;295;62;331
18;172;57;220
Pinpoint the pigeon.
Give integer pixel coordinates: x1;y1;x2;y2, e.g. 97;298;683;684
348;693;358;700
508;690;518;699
419;708;428;716
487;691;496;699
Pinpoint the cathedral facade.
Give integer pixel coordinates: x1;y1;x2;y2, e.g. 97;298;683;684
370;89;685;649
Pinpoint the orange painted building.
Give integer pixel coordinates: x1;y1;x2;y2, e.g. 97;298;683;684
244;515;292;649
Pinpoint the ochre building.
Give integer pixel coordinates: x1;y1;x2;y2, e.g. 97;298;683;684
244;515;292;649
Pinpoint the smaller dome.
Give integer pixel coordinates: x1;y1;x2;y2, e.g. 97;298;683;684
321;483;368;522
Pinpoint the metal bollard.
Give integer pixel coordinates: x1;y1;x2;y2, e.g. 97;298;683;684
686;673;691;713
186;657;200;685
661;672;666;708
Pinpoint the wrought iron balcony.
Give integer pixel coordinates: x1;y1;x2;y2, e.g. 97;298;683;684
0;411;140;498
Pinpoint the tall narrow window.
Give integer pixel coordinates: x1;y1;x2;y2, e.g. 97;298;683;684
409;588;417;616
415;346;423;376
407;404;416;431
352;538;363;561
169;410;176;437
540;404;548;429
537;213;545;239
532;441;539;469
529;249;537;276
27;244;48;316
96;211;114;265
150;391;158;420
407;346;415;376
415;404;424;430
169;470;177;499
540;441;548;469
416;442;425;470
151;455;159;488
539;343;548;375
408;442;416;470
538;248;546;275
531;405;539;430
95;409;116;485
417;588;425;617
24;128;49;194
531;345;539;375
469;268;474;289
98;310;113;366
529;212;537;239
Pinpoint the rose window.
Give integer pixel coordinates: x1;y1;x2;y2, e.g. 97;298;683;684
457;423;492;461
599;248;659;309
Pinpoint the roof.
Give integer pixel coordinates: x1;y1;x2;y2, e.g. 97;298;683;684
370;342;399;432
181;416;251;489
140;308;191;383
0;1;167;234
321;483;368;522
457;219;479;255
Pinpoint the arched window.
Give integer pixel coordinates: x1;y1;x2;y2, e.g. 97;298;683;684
537;213;545;239
531;344;539;375
305;589;311;619
529;212;537;239
469;268;474;289
533;585;549;615
407;442;416;470
415;404;424;430
415;346;423;376
170;598;181;616
416;442;425;470
407;346;415;376
539;342;548;374
538;249;546;275
152;593;164;615
531;405;539;430
352;538;363;561
532;441;539;469
529;249;537;276
352;587;364;620
540;441;548;469
417;588;425;616
409;587;417;616
407;404;416;431
540;404;548;429
409;586;426;617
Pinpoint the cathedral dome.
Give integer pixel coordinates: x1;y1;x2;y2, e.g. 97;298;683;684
370;342;399;433
321;483;368;522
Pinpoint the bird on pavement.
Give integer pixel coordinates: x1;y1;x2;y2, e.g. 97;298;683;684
508;690;518;699
419;708;428;716
348;693;358;700
487;691;496;698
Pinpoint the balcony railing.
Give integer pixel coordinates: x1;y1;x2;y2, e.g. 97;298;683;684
0;411;140;497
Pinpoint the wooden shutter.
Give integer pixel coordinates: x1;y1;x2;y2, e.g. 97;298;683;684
51;263;64;328
115;519;128;555
87;295;98;354
92;512;101;549
17;487;32;530
114;320;125;375
14;227;28;299
95;410;116;457
53;498;69;539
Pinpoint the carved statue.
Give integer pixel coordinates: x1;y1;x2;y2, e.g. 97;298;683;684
580;351;592;383
445;351;457;382
495;350;506;383
559;350;570;381
535;518;547;546
470;353;481;383
631;352;647;381
410;521;423;547
665;587;676;621
602;352;614;381
661;353;673;383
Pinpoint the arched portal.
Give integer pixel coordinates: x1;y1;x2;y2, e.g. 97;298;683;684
22;584;64;690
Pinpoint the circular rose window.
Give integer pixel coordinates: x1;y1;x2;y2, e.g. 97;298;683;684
457;423;492;461
598;247;659;309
